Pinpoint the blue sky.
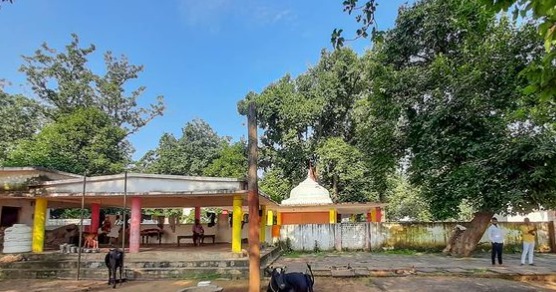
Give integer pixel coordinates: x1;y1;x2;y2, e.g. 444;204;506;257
0;0;409;160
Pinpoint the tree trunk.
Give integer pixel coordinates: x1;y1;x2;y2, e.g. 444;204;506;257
247;102;260;292
443;211;493;257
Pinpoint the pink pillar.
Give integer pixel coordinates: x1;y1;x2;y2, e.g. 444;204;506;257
195;207;201;221
129;197;142;253
91;203;101;234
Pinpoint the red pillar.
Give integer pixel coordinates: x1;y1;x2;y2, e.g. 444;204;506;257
195;207;201;221
129;197;142;253
376;207;382;222
91;203;101;234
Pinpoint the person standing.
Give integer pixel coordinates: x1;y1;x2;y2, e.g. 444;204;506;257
520;217;537;266
487;217;504;265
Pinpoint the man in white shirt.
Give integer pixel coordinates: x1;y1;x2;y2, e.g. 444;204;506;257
487;217;505;265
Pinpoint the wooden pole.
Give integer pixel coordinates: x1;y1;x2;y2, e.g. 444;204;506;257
77;173;86;280
122;171;128;253
247;102;260;292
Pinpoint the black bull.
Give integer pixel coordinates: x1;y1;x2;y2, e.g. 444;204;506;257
266;263;314;292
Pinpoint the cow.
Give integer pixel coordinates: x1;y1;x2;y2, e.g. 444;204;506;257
266;263;314;292
104;248;124;289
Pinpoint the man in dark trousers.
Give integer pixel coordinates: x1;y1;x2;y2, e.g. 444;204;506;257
487;217;505;265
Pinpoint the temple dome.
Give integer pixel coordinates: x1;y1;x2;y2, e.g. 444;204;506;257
281;169;333;205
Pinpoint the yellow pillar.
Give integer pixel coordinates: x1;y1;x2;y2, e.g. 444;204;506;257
276;212;282;225
32;198;48;253
266;210;274;226
259;205;267;243
329;209;336;224
232;195;242;253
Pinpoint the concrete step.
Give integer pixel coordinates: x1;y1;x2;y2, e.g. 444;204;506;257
0;266;250;280
1;259;250;269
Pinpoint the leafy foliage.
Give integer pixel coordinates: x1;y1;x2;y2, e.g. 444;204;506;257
384;174;431;221
138;119;230;176
316;137;376;202
368;0;556;218
238;49;373;203
485;0;556;124
332;0;379;48
203;141;248;178
4;108;129;175
0;91;43;165
19;34;164;135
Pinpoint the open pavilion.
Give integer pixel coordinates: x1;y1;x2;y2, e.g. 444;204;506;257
0;167;385;255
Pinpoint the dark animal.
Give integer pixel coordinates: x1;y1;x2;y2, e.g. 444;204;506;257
104;248;124;289
266;263;314;292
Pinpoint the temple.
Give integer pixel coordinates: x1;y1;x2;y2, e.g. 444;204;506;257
0;166;384;254
276;167;384;226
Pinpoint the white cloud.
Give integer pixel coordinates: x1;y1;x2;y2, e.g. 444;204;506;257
176;0;296;32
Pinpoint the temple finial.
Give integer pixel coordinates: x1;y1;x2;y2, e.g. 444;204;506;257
308;160;317;181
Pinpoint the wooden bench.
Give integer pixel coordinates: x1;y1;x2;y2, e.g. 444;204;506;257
177;235;215;246
141;229;163;245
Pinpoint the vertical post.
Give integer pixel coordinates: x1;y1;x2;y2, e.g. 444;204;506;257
266;210;273;226
247;102;260;292
376;207;383;222
122;171;128;252
31;198;48;253
259;205;267;243
232;195;243;253
129;197;141;253
90;203;101;234
195;206;201;221
329;209;336;224
77;174;86;280
370;208;377;222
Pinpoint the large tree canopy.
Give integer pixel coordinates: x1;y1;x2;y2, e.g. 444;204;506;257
238;49;373;203
4;108;129;175
19;34;165;135
241;0;556;257
0;91;42;165
335;0;556;130
138;119;233;176
362;0;555;255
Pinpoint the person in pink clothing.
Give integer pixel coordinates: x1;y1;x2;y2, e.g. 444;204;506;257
192;219;204;246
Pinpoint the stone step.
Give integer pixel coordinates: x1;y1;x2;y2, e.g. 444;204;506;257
1;259;250;270
0;266;251;280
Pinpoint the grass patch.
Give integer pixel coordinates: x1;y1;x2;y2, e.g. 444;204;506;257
175;272;222;281
282;250;328;258
374;248;442;255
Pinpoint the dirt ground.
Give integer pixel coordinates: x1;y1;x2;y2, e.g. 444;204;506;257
0;277;372;292
0;277;555;292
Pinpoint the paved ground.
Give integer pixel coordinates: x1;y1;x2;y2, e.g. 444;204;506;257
272;251;556;279
0;277;554;292
1;252;556;291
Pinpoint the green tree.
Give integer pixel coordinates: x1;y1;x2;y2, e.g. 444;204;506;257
259;168;294;203
315;137;375;202
368;0;555;256
486;0;556;117
19;34;164;135
0;91;43;165
203;140;248;178
5;108;129;175
140;119;229;176
238;49;370;203
336;0;556;129
384;174;431;222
